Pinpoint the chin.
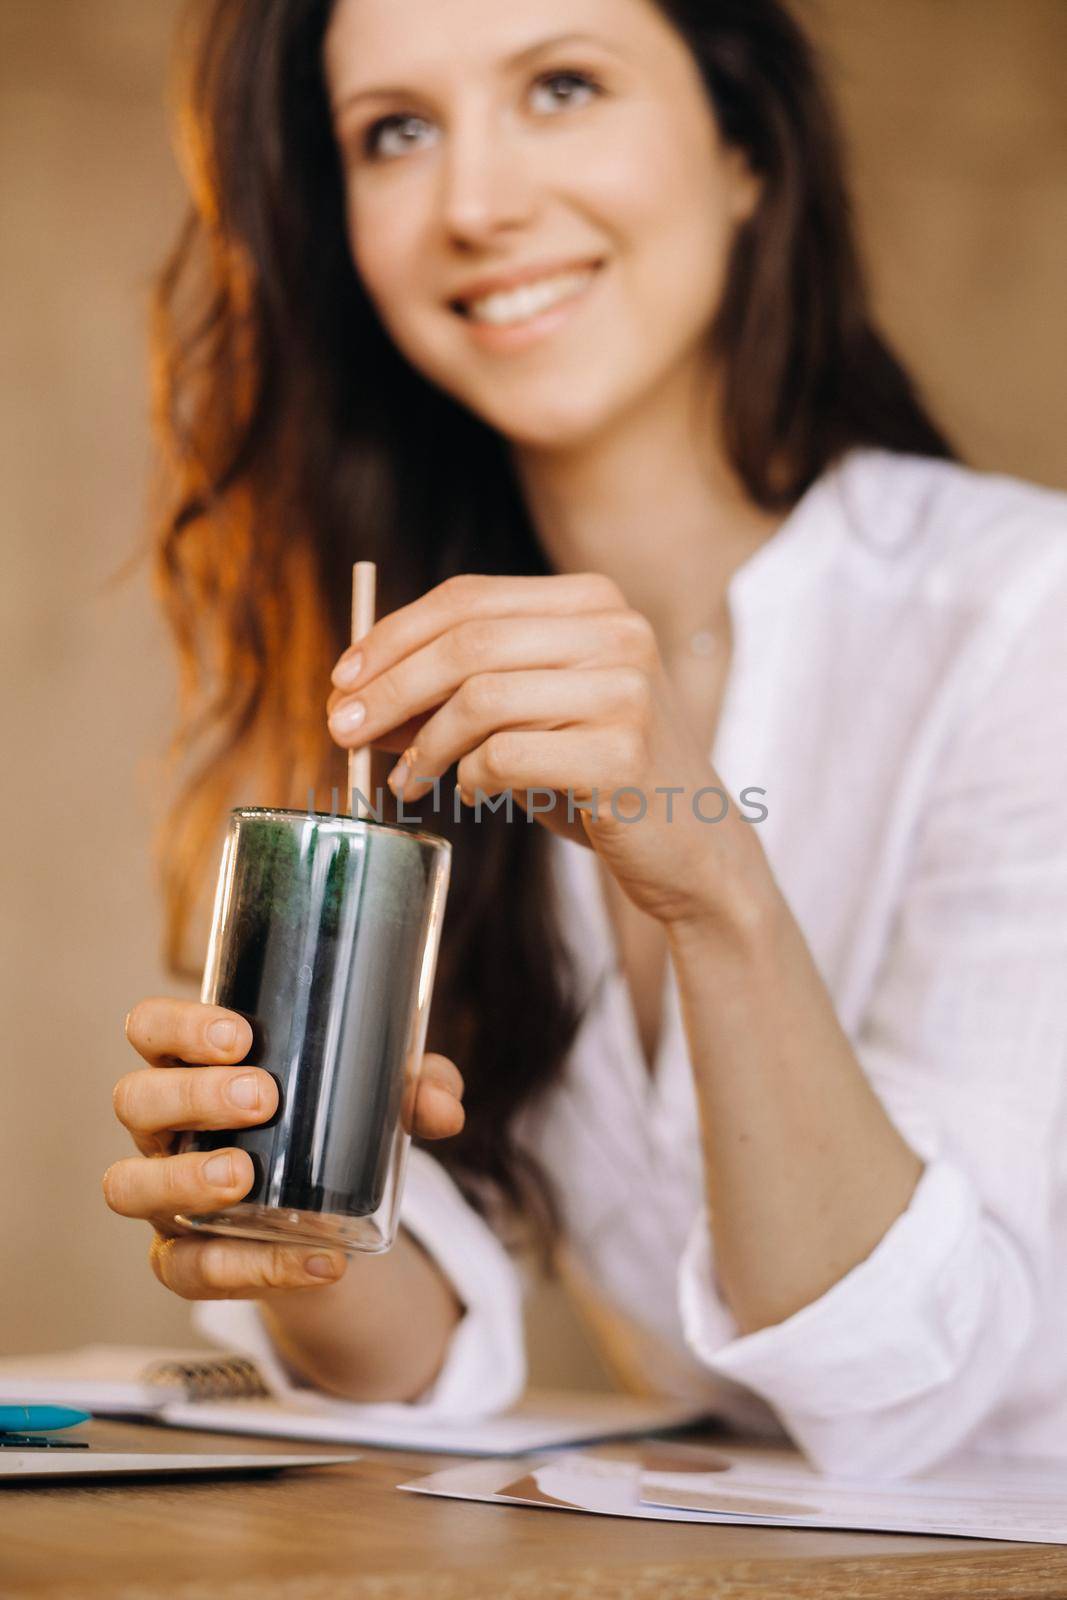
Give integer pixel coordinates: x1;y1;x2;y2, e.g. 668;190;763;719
407;320;655;452
488;411;606;452
469;379;632;453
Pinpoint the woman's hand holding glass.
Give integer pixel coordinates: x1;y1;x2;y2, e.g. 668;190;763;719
104;996;465;1300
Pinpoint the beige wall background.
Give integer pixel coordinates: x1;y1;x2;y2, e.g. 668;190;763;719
1;0;1064;1382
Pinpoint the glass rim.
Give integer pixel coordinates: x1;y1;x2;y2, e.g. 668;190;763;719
229;806;450;853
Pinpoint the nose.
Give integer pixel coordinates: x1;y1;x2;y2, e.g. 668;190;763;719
438;106;536;249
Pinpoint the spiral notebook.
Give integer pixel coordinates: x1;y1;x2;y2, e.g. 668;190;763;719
0;1346;706;1456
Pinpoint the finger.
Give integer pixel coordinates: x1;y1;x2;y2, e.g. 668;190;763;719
149;1233;347;1300
102;1147;255;1222
455;726;649;806
328;610;654;752
400;1053;465;1138
125;998;253;1069
390;668;651;801
419;1052;465;1101
113;1065;279;1157
323;696;430;760
362;714;430;757
330;571;624;691
402;1079;465;1140
416;1082;466;1139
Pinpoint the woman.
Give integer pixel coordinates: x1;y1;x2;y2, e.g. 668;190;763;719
105;0;1067;1478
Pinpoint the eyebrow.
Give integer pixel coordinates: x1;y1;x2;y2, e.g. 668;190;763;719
332;30;617;114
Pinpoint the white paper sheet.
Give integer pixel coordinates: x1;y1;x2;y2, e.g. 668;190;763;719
402;1444;1067;1544
641;1446;1067;1543
401;1448;767;1524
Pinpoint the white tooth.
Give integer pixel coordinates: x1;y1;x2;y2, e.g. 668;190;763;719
467;269;595;327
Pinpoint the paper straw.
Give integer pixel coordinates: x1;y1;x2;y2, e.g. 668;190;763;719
349;561;376;819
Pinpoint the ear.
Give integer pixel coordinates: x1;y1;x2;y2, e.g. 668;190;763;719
724;144;763;224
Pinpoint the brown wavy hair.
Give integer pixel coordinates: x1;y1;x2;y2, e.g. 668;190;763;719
147;0;955;1245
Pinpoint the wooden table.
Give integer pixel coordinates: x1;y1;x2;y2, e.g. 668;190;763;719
2;1419;1065;1599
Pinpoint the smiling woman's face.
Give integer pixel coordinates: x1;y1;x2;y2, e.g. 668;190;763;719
324;0;759;451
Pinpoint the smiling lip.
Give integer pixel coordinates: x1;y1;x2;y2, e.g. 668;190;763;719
448;256;605;312
454;265;604;354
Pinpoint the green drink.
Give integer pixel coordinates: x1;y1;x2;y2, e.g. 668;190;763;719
176;808;451;1253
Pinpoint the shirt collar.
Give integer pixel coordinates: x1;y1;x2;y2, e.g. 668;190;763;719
725;446;866;619
546;447;869;1001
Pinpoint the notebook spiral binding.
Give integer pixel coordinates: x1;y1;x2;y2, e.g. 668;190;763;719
143;1355;270;1401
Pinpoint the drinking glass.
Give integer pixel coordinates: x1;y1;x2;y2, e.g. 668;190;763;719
175;807;451;1253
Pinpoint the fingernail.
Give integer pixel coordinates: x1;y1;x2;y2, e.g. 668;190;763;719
329;699;366;734
203;1153;235;1187
227;1073;260;1111
208;1019;237;1048
305;1254;342;1279
332;651;363;689
387;757;409;796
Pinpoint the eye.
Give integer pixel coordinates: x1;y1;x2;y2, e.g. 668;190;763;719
530;69;603;114
363;113;436;161
359;69;603;163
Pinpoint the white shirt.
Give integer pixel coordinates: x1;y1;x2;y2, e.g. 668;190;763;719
197;446;1067;1480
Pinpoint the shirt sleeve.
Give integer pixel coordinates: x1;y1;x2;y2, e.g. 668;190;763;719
192;1144;526;1417
678;532;1067;1480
